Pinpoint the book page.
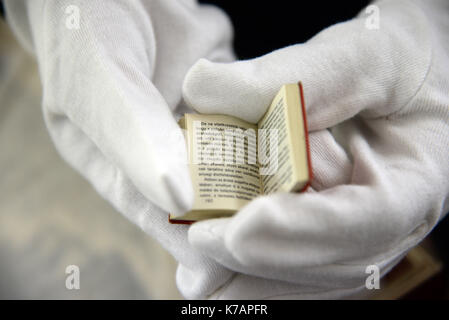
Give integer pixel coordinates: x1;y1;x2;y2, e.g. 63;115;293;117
257;84;309;194
183;114;261;213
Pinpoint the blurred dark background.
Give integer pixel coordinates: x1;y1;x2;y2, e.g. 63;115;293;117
200;0;372;59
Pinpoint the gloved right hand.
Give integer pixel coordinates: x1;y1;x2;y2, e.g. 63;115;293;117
4;0;236;298
183;0;449;299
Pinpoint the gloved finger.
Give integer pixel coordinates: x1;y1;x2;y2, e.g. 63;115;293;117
183;0;431;128
308;129;352;191
207;272;367;299
33;0;194;214
188;186;427;288
206;253;406;299
53;81;194;216
176;262;235;299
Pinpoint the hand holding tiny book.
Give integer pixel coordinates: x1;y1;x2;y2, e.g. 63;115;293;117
169;83;312;223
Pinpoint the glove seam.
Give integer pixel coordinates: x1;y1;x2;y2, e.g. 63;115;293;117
376;0;434;120
207;272;238;300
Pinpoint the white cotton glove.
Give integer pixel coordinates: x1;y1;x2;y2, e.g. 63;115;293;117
182;0;449;299
4;0;238;298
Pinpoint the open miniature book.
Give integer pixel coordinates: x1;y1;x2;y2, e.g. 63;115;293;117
169;83;312;223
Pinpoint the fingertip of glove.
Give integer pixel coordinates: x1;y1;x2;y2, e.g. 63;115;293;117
161;168;195;215
182;58;272;124
182;58;215;109
188;218;229;247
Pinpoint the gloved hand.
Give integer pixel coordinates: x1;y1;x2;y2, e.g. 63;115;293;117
182;0;449;299
4;0;237;298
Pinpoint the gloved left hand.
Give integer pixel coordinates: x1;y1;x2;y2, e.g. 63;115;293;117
182;0;449;299
4;0;237;299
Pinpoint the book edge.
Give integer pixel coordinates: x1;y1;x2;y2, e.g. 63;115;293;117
297;82;313;192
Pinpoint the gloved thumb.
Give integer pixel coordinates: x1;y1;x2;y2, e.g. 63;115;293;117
183;0;431;129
